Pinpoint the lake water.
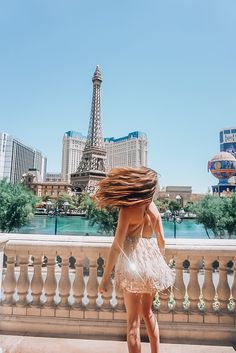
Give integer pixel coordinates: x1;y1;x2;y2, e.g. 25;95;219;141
15;215;214;239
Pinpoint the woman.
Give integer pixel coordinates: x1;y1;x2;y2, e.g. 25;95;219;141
95;167;175;353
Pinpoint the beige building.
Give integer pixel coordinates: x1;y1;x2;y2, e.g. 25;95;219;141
61;131;86;182
104;131;148;171
22;169;71;198
157;186;192;207
62;130;148;183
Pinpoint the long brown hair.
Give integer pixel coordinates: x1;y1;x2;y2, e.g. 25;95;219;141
95;166;157;207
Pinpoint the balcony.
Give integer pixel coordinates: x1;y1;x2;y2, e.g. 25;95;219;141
0;234;235;352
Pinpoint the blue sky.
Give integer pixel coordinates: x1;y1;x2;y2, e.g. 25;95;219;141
0;0;235;193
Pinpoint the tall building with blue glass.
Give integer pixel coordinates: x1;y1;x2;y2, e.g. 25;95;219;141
0;132;47;183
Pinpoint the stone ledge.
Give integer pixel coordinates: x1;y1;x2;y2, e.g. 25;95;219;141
0;315;235;346
0;335;235;353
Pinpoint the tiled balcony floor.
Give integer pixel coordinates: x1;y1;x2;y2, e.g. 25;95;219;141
0;335;235;353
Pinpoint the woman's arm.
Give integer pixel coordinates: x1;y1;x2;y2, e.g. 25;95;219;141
99;207;129;292
147;201;166;255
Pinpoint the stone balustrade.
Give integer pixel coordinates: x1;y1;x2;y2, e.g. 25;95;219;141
0;234;235;345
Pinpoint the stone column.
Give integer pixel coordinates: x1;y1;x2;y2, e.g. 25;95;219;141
187;256;201;312
44;256;57;306
72;254;85;308
100;274;113;311
58;256;71;307
202;257;215;312
231;260;236;306
86;253;98;310
2;254;16;305
31;255;44;306
0;239;7;296
115;284;125;312
173;255;185;312
16;255;30;306
217;257;231;312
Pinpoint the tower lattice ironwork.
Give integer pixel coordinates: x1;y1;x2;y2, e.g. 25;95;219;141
71;66;107;194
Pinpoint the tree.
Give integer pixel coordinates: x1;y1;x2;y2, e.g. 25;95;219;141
190;194;236;239
153;198;169;213
220;193;236;238
57;193;77;212
0;179;37;232
78;193;96;218
89;206;118;235
167;200;181;212
78;193;118;235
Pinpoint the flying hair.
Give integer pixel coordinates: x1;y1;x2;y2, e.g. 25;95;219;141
95;166;157;207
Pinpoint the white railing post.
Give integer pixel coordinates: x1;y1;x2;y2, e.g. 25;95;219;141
72;253;85;308
31;255;44;307
173;255;185;312
231;260;236;307
44;255;57;306
16;255;30;306
58;255;71;307
86;251;98;310
187;256;201;312
217;256;231;312
202;257;216;312
2;254;16;305
0;239;7;297
115;283;125;312
100;274;113;311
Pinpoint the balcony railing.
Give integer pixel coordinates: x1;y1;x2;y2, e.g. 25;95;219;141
0;234;235;345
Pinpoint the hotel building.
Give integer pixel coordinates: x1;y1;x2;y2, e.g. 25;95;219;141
61;131;86;182
104;131;148;171
0;132;47;183
61;130;148;182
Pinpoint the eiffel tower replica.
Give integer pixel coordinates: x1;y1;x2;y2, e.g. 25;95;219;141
71;66;107;194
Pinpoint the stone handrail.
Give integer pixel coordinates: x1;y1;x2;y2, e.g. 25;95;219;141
0;234;235;344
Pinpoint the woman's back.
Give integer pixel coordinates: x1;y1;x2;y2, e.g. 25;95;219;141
124;204;153;238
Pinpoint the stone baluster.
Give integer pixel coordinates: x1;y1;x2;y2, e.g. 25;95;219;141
202;257;215;312
31;256;44;307
100;274;113;311
44;256;57;306
187;256;201;312
86;253;98;310
58;255;71;307
173;255;185;312
115;283;125;312
216;256;231;312
158;289;169;313
0;245;5;296
231;260;236;306
16;255;30;306
72;254;85;308
2;254;16;305
159;253;172;313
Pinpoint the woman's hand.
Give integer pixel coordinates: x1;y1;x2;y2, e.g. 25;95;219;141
98;277;110;294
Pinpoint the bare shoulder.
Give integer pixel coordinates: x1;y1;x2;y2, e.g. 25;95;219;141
147;201;160;218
